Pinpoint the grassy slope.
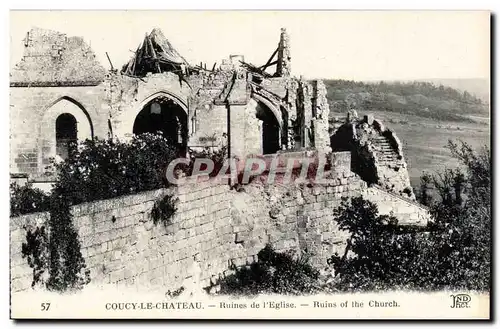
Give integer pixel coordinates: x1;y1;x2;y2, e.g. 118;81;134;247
325;80;490;188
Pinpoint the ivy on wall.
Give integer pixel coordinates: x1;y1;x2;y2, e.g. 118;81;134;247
21;226;49;288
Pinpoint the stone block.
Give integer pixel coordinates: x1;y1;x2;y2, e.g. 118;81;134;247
235;231;249;244
233;225;247;233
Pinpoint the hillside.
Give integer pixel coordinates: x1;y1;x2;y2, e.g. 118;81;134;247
413;78;489;102
325;79;489;123
324;79;490;188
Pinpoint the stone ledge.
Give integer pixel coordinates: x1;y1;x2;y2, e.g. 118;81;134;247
10;211;50;231
72;188;169;217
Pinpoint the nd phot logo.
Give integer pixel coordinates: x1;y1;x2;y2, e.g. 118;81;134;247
450;294;471;308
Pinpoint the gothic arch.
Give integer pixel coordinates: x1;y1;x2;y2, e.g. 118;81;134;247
137;91;189;116
132;94;188;146
42;96;94;138
251;93;283;128
38;96;94;170
117;90;189;139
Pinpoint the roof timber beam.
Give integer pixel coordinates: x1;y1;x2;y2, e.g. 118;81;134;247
259;45;279;70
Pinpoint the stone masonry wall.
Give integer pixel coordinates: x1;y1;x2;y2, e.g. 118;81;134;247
108;73;192;139
9;86;108;177
311;80;331;153
10;164;431;294
10;28;106;86
330;117;415;199
10;212;50;292
363;186;430;226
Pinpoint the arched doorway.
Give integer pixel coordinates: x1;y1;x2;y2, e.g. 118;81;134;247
256;101;281;154
55;113;78;161
133;95;188;151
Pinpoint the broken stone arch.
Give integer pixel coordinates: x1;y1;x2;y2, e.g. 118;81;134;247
38;96;94;168
127;91;189;149
251;93;284;128
251;93;284;154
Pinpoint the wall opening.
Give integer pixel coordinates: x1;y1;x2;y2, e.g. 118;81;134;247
256;102;281;154
56;113;77;161
133;96;188;151
280;106;289;150
38;97;93;176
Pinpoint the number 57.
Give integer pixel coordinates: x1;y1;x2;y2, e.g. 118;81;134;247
41;303;50;311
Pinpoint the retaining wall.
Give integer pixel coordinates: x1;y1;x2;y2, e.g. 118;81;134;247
10;171;430;294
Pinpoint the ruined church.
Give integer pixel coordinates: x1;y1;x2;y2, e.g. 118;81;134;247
10;27;414;199
10;27;432;293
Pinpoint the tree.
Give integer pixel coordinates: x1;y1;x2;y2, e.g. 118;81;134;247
329;140;490;292
417;172;433;206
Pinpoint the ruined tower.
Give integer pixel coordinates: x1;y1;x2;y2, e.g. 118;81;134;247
276;28;291;77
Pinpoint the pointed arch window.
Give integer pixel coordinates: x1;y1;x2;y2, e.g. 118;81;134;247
56;113;77;160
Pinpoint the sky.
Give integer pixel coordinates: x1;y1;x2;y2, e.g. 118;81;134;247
9;10;490;81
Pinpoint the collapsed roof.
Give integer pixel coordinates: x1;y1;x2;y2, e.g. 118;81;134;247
122;28;190;77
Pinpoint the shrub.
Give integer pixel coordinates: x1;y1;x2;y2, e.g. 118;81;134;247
416;172;433;206
151;194;178;227
402;186;413;198
10;182;50;217
216;245;320;296
51;133;178;206
328;196;440;291
329;140;490;292
426;140;490;290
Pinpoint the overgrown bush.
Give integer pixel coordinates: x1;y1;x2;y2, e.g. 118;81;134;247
425;140;490;290
216;245;320;296
329;140;490;292
52;133;179;206
328;197;439;291
10;182;50;217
